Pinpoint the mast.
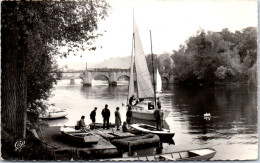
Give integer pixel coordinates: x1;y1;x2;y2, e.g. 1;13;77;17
149;30;156;107
128;9;135;102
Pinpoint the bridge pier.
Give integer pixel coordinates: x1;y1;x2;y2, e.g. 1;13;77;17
80;71;92;86
83;83;92;86
109;81;117;86
70;79;75;85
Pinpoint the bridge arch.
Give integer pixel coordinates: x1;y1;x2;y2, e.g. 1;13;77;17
81;68;173;86
117;75;130;81
92;74;110;85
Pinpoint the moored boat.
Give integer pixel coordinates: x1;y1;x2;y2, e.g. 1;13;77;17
101;148;216;161
40;106;68;119
131;100;170;120
130;123;174;140
127;16;170;121
60;127;99;145
111;134;160;149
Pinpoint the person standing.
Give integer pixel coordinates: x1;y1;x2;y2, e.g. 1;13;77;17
102;104;110;129
90;107;97;129
153;108;162;130
126;106;132;127
157;97;161;109
115;107;121;130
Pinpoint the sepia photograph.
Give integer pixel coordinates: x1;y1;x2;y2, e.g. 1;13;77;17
1;0;258;161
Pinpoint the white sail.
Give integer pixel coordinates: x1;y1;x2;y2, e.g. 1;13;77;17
133;19;154;99
156;69;162;93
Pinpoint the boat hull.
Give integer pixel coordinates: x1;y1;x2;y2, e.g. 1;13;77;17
39;109;68;119
132;109;170;121
60;127;99;145
40;111;68;119
130;123;175;140
101;148;216;161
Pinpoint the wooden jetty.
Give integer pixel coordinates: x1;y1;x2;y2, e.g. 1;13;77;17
38;126;121;160
93;129;135;140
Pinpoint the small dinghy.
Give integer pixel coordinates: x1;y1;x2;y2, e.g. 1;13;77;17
102;148;216;161
60;127;99;145
40;106;68;119
111;134;160;149
130;123;175;140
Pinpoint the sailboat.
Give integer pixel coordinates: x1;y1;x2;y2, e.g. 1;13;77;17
156;69;162;93
127;17;170;121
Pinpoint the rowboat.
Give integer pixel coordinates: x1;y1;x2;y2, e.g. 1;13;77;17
60;127;99;145
39;106;68;119
101;148;216;161
130;123;174;140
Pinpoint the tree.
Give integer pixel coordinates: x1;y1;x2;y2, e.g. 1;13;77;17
2;1;110;145
170;27;256;85
146;54;159;74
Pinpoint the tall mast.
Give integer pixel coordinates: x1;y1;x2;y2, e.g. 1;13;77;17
128;8;135;102
149;30;156;107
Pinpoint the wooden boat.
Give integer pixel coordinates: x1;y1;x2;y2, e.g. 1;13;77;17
39;106;68;119
130;123;174;139
60;127;99;144
126;16;170;121
111;134;160;149
102;148;216;161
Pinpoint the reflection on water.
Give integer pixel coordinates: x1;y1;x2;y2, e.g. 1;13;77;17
49;80;257;160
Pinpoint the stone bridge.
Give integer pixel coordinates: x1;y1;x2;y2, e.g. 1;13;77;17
79;68;174;86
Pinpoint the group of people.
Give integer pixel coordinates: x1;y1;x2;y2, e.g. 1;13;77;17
75;104;133;131
75;96;162;131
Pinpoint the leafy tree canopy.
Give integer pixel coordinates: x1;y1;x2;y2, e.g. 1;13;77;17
155;27;257;86
1;0;110;143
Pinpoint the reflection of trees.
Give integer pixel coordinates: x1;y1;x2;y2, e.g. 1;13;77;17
169;85;257;138
214;85;257;134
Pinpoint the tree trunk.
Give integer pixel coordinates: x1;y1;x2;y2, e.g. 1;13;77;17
2;2;28;143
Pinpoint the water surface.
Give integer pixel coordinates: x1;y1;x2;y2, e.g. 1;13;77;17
48;79;258;160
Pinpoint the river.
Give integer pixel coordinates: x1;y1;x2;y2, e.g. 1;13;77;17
48;79;258;160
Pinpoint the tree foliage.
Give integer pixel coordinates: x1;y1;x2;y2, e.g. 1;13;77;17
1;0;110;146
167;27;257;85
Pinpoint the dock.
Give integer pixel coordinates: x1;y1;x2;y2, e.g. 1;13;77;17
38;126;121;160
93;129;135;140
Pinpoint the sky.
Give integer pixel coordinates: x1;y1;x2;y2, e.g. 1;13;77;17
57;0;257;67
